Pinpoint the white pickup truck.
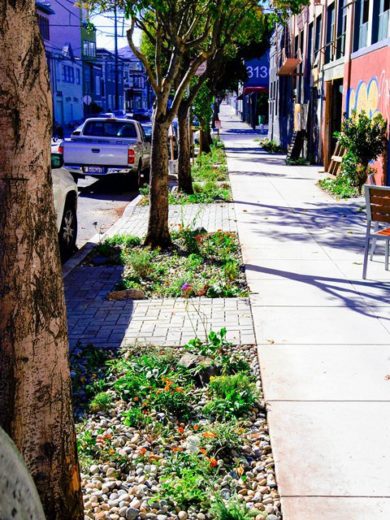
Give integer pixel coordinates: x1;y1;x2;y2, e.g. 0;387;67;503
63;118;151;188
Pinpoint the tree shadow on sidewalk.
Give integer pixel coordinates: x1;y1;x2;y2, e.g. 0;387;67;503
64;263;135;351
245;264;390;320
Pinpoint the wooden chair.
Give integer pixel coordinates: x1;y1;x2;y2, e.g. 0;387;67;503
363;185;390;279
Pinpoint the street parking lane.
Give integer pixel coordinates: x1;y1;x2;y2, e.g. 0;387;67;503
76;176;138;248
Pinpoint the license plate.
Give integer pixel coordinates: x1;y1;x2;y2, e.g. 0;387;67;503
83;166;105;174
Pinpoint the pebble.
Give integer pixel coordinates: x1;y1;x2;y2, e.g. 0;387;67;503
125;508;139;520
78;345;282;519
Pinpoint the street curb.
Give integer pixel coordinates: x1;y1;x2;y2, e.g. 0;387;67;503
62;193;143;279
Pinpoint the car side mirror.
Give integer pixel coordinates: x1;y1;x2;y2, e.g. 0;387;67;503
51;153;64;169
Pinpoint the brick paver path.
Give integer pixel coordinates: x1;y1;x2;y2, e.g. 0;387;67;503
65;201;254;349
111;202;237;237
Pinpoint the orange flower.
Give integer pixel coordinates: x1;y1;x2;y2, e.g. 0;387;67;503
177;426;185;434
175;387;184;393
208;457;218;468
133;396;139;402
139;447;147;456
193;424;200;431
202;432;217;439
172;446;183;452
199;448;207;455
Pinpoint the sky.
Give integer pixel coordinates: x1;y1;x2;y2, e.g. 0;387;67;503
90;12;141;51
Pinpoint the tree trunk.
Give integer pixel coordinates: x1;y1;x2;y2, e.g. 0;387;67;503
0;3;83;519
202;124;212;154
204;126;213;153
178;105;193;194
145;118;172;248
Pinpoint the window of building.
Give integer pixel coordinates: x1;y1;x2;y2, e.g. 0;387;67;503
83;41;96;57
372;0;390;42
95;75;101;96
314;14;322;60
354;0;370;49
325;4;335;62
37;14;50;41
336;0;347;58
62;65;75;83
76;68;81;85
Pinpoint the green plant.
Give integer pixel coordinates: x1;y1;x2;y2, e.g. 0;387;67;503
318;174;359;199
335;111;387;193
186;327;231;357
159;452;215;509
89;391;113;412
211;497;253;520
204;373;259;419
260;138;282;153
128;249;155;278
122;407;151;427
200;421;243;458
285;157;309;165
223;260;239;281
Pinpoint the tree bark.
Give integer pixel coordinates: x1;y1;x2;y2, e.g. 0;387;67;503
200;123;212;154
177;105;193;194
145;117;172;248
0;3;83;519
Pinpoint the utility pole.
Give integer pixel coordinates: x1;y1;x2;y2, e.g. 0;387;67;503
114;1;119;111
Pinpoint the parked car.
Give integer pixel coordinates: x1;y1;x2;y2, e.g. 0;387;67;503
51;137;63;154
63;117;151;188
141;121;178;159
51;153;78;260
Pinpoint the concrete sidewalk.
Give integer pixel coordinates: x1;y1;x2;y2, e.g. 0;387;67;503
221;104;390;519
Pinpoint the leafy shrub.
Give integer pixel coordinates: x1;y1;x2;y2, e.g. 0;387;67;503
335;111;387;193
159;452;214;509
223;260;239;281
211;498;253;519
128;250;155;278
204;373;259;419
260;138;283;153
89;391;113;412
122;407;151;427
318;174;358;199
200;421;243;458
211;497;253;520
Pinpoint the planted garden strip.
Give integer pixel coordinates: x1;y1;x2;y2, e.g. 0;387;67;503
140;144;232;206
84;229;248;300
72;332;282;520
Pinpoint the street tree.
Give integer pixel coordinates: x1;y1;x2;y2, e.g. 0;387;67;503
0;1;84;518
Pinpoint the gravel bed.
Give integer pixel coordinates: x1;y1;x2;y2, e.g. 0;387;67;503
74;344;282;520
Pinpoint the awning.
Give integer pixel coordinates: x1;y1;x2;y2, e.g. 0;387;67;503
242;86;268;95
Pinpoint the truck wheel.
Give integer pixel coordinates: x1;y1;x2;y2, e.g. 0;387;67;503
137;162;146;189
59;198;77;261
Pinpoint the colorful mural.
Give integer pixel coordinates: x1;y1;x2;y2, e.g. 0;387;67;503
347;77;380;117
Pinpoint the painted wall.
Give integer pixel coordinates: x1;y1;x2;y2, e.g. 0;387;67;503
344;45;390;184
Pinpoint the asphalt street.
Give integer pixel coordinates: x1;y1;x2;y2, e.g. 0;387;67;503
76;176;138;248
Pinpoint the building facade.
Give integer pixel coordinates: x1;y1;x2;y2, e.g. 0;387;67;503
119;47;154;112
96;48;125;112
36;0;84;128
269;0;390;183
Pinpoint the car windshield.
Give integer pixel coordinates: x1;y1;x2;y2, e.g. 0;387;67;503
142;124;152;136
83;121;137;138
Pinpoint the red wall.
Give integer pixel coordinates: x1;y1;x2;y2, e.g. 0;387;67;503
343;45;390;185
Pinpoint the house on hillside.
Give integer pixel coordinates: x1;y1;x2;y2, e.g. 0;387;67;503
269;0;390;184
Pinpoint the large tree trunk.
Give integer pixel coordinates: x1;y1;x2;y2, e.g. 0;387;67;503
177;105;193;194
201;123;212;154
0;3;83;519
145;118;172;248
